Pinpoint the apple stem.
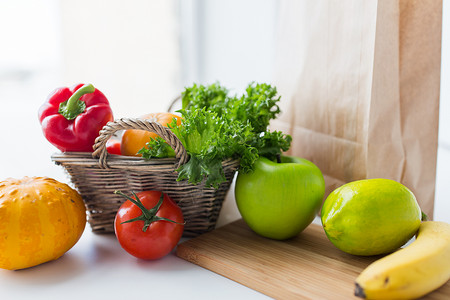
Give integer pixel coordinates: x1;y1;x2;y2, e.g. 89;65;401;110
276;154;281;163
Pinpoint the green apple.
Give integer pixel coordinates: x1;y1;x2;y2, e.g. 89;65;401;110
235;155;325;240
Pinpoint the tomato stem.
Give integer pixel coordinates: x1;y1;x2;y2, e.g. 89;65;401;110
114;190;185;232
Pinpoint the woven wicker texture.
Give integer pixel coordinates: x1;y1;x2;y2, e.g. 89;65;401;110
52;118;239;237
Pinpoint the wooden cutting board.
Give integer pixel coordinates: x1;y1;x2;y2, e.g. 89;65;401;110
176;219;450;299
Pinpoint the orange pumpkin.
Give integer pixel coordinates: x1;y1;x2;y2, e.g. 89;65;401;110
121;112;182;156
0;177;86;270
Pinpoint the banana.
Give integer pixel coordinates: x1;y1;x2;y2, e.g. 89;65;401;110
354;221;450;299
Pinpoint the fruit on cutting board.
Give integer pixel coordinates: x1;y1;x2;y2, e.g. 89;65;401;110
121;112;182;156
0;177;86;270
235;155;325;240
114;190;184;260
321;178;422;256
355;221;450;299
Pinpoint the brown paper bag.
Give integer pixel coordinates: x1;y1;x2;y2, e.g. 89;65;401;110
272;0;442;218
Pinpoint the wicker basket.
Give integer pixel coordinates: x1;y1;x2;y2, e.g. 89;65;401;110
51;118;239;237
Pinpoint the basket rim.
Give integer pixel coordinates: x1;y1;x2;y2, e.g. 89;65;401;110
92;117;188;169
52;151;240;170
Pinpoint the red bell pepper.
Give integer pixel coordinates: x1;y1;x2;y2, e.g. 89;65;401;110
106;139;122;155
38;83;114;152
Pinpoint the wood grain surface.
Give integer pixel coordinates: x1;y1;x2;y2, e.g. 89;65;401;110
176;219;450;299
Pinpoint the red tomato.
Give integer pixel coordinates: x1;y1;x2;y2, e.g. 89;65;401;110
114;191;184;260
106;139;122;155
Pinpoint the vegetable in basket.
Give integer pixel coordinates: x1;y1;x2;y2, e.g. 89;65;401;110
139;82;292;188
121;112;182;156
106;139;122;155
38;83;114;152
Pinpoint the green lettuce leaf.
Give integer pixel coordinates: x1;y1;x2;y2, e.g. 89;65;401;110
138;137;175;159
138;82;292;188
170;108;257;188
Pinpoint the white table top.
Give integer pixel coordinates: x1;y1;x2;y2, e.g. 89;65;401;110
0;226;271;300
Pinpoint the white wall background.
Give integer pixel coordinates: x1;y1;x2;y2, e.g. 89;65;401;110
60;0;181;118
434;0;450;222
0;0;448;223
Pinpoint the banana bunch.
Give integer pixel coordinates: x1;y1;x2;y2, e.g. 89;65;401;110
355;221;450;299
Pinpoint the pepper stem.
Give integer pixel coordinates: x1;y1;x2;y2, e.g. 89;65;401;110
59;84;95;120
114;190;185;232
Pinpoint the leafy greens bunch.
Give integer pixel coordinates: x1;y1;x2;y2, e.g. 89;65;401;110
139;82;292;188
